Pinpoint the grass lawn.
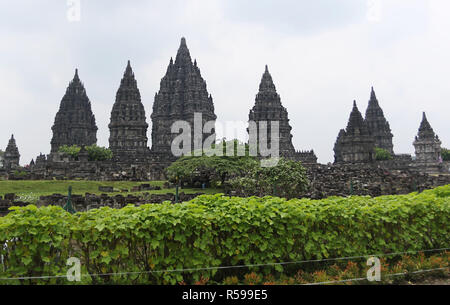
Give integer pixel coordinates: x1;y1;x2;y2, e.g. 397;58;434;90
0;180;222;203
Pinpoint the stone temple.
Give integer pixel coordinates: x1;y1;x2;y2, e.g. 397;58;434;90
364;87;394;154
3;134;20;169
50;69;98;152
334;101;375;163
109;61;149;160
248;66;317;163
413;112;443;173
151;37;216;155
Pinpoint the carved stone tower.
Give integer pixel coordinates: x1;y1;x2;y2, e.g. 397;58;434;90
413;112;442;164
4;134;20;169
248;66;317;163
334;101;375;163
364;87;394;154
50;69;98;152
150;38;216;156
248;65;296;156
109;61;149;159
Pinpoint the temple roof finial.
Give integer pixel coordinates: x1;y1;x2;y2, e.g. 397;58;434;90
258;65;276;92
417;111;436;140
124;60;133;77
73;68;79;81
175;37;192;66
371;86;376;100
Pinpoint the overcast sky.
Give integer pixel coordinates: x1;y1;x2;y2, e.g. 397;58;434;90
0;0;448;165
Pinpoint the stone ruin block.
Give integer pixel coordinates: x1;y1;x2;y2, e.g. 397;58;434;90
4;193;16;201
98;186;114;192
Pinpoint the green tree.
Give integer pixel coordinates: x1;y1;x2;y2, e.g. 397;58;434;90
226;158;309;199
166;139;258;187
166;154;257;187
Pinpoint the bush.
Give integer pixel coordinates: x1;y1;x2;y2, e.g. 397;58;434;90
1;185;448;285
58;145;80;158
85;145;113;161
375;147;393;161
13;170;28;177
226;158;309;199
442;148;450;161
166;140;258;187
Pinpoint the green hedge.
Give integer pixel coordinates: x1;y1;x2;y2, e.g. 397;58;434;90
0;185;449;284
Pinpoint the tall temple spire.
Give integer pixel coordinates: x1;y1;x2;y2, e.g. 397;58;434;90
109;61;148;158
151;38;216;155
249;65;317;163
364;87;394;154
413;112;442;170
334;100;375;163
346;101;368;134
4;134;20;169
51;69;98;152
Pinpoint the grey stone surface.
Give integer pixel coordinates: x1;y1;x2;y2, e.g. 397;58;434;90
3;134;20;169
50;69;97;152
412;112;444;173
248;66;317;163
365;87;394;154
150;38;217;155
109;61;149;160
334;101;375;163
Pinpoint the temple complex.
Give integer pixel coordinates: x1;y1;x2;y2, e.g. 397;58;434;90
150;38;216;156
50;69;98;152
364;87;394;154
334;101;375;163
3;134;20;169
109;61;149;160
0;38;446;181
248;66;317;163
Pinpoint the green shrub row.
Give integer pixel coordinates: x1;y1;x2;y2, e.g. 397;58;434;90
0;185;449;284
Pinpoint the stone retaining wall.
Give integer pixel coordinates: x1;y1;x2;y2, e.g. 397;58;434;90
305;163;450;199
0;192;205;216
